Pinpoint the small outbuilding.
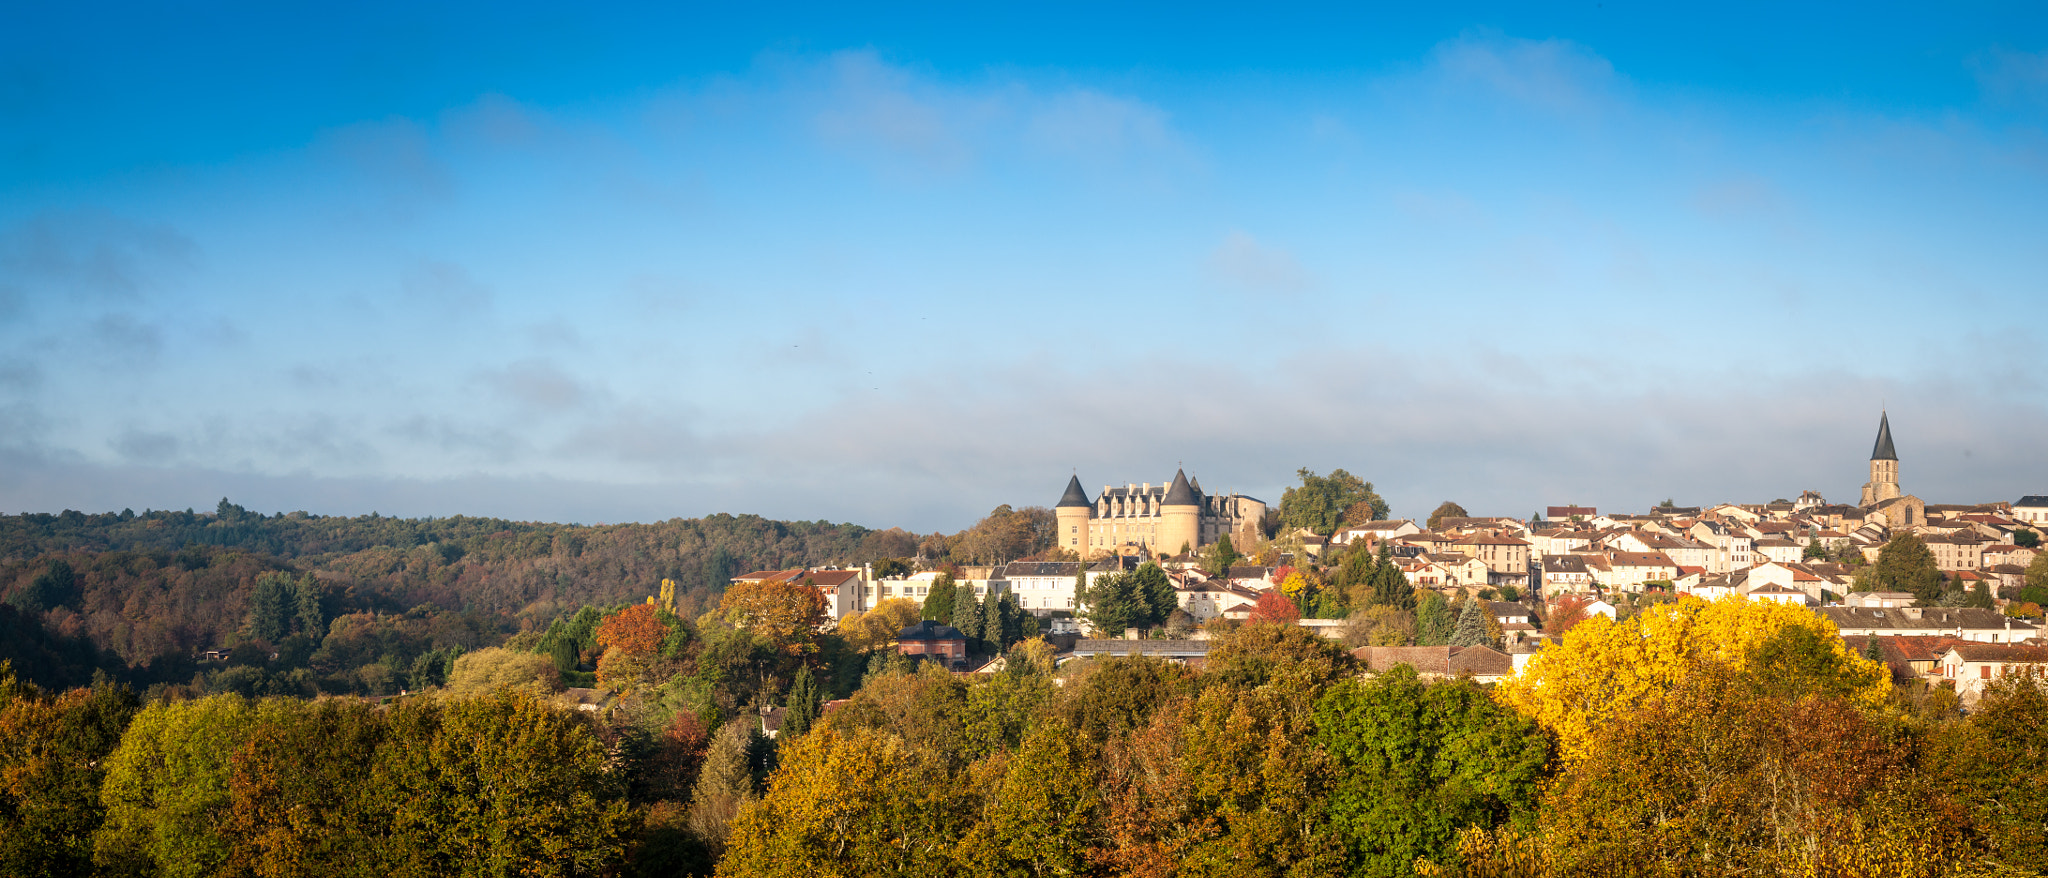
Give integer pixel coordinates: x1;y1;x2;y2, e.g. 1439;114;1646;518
897;619;968;664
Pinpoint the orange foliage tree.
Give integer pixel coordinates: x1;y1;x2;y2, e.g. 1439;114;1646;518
1248;591;1300;625
717;579;828;653
596;604;670;658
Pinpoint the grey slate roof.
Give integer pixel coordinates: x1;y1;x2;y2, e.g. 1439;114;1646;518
1057;475;1093;508
1871;411;1898;461
2017;496;2048;508
1072;639;1213;658
999;561;1084;578
897;619;964;641
1162;468;1200;506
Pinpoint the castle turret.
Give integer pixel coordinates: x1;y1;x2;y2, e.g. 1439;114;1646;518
1159;469;1201;558
1861;412;1901;506
1055;475;1094;558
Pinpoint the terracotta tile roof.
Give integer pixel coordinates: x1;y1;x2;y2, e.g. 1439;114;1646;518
1945;643;2048;663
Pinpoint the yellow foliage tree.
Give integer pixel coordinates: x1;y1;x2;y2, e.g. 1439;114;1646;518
838;597;924;654
1496;595;1888;764
716;726;961;878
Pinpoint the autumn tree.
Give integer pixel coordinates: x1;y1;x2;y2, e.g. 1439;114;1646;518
1926;677;2048;870
716;726;965;878
839;598;922;654
719;578;828;653
441;647;560;699
956;505;1056;565
1498;596;1888;764
1426;501;1469;532
954;717;1099;877
218;699;385;877
363;690;635;876
0;665;139;877
597;603;672;657
1536;663;1958;876
95;694;271;878
1248;590;1300;625
1545;593;1593;638
1049;655;1193;745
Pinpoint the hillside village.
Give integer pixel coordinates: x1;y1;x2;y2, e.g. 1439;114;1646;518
741;412;2048;704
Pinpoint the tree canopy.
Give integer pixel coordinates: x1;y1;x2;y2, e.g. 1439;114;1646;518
1278;468;1389;537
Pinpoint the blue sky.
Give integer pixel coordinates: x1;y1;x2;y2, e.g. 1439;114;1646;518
3;3;2046;530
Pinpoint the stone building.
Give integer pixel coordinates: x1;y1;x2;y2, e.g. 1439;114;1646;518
1858;411;1924;528
1054;469;1265;559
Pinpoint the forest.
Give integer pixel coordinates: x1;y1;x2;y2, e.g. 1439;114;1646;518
4;594;2046;877
0;500;950;697
7;499;2048;876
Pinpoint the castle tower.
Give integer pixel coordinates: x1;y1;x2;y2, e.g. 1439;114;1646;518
1055;475;1094;558
1860;411;1901;507
1159;469;1202;558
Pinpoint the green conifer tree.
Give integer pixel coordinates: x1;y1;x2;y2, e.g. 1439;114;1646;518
292;575;325;639
1415;591;1454;646
1450;595;1490;648
924;573;957;623
984;588;1006;653
782;665;819;738
956;591;984;646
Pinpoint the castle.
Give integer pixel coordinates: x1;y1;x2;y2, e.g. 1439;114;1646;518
1054;469;1266;559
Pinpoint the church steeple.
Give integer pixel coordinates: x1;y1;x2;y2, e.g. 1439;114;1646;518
1861;412;1901;507
1870;411;1897;462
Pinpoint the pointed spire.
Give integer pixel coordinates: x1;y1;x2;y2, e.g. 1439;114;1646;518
1870;411;1898;461
1056;474;1093;508
1162;468;1199;506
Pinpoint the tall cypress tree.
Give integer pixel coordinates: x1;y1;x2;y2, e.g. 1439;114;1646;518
1450;595;1490;648
292;575;326;639
982;589;1006;653
954;579;979;627
956;591;984;646
924;573;957;623
245;572;293;642
782;665;819;738
1415;591;1454;646
1371;543;1415;610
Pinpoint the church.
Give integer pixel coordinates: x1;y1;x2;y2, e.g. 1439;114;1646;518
1054;469;1266;559
1859;412;1924;528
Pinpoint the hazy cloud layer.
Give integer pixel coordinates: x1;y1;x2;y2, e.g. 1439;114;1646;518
3;31;2046;531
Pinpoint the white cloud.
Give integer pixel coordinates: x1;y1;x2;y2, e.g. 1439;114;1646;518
1208;231;1311;295
812;50;984;172
1425;33;1623;115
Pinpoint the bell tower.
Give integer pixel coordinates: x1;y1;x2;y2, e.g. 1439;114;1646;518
1860;412;1900;507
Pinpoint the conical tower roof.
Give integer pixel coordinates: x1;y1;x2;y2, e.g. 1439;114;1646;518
1056;475;1093;508
1870;412;1897;461
1162;468;1199;506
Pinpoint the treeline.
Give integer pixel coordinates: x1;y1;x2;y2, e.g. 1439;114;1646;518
722;599;2045;878
0;501;943;694
7;595;2048;876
